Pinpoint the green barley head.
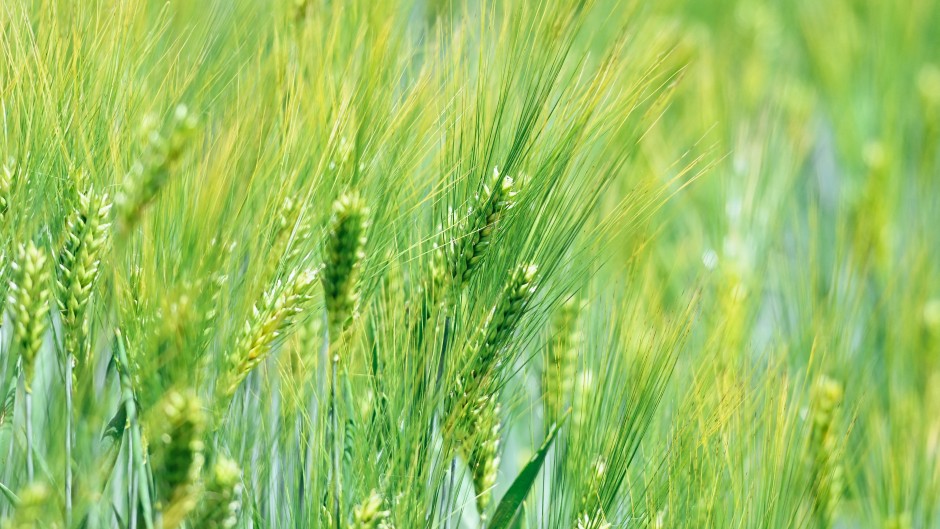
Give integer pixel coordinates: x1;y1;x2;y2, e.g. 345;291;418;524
572;369;595;433
323;191;369;335
226;267;319;397
195;456;243;529
808;375;844;527
413;226;449;343
265;195;310;278
429;226;449;297
578;456;606;514
56;189;112;358
575;513;612;529
469;394;501;521
446;264;537;445
8;241;52;393
116;104;197;233
149;389;206;505
351;490;392;529
542;297;582;427
2;483;54;529
467;263;538;378
450;167;517;287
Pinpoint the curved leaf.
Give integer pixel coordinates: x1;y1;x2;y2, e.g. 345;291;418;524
488;412;568;529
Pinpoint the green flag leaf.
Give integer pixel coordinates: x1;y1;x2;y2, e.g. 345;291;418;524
488;412;568;529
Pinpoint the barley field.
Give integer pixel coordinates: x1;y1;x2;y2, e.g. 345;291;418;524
1;1;938;528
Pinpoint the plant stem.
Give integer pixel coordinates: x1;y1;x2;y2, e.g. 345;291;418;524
25;390;34;482
436;314;454;529
330;359;341;526
116;330;154;529
65;353;74;528
129;438;138;529
1;436;14;518
436;315;453;387
327;326;342;528
443;457;457;529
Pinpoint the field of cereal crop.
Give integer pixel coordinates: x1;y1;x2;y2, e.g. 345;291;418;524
1;1;939;528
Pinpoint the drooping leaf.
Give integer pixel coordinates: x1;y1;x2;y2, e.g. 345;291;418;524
0;480;19;505
488;412;568;529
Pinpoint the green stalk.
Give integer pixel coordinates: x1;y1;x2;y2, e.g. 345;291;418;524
436;314;455;529
129;439;138;529
65;354;74;527
116;330;155;529
24;389;34;482
443;457;457;529
329;338;342;528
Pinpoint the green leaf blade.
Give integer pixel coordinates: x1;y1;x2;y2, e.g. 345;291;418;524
488;413;567;529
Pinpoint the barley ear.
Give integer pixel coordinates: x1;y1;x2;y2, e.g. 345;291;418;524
2;483;54;529
578;456;606;513
351;490;393;529
266;195;310;279
194;456;243;529
429;226;448;298
56;189;112;360
469;395;501;521
808;375;844;528
116;104;197;233
148;389;206;528
323;191;368;526
450;167;517;287
575;513;612;529
571;369;595;433
572;457;608;529
225;268;319;397
323;191;369;337
465;263;538;384
542;297;581;427
446;264;537;445
0;159;11;310
9;241;52;393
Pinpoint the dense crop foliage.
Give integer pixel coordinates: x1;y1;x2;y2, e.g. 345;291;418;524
1;1;939;528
